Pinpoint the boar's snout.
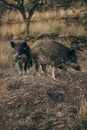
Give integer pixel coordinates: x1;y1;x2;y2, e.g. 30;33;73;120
14;53;27;62
14;53;21;62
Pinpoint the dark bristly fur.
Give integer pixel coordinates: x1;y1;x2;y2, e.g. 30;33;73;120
31;39;80;79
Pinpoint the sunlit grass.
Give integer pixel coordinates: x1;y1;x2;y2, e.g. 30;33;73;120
0;23;25;39
0;4;86;39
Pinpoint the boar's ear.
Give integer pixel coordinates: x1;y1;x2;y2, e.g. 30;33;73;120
11;41;16;48
22;41;27;48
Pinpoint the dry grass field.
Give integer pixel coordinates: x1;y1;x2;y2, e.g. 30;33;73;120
0;3;87;130
0;3;87;39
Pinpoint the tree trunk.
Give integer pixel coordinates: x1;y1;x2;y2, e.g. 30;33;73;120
18;7;31;36
24;14;33;36
25;19;31;36
19;7;33;36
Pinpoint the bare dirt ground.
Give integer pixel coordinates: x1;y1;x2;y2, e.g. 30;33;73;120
0;68;87;130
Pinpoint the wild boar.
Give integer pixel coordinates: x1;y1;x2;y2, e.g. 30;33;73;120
10;41;33;75
10;39;80;79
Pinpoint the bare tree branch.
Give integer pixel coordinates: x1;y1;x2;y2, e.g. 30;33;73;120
0;0;20;9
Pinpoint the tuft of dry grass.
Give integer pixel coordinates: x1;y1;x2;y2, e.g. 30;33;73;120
0;23;25;40
29;19;86;36
2;11;23;23
0;42;13;68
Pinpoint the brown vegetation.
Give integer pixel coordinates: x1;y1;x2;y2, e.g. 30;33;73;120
0;70;87;130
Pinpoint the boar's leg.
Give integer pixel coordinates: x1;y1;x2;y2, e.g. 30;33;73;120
24;62;28;75
18;62;23;75
28;58;33;67
35;58;41;76
52;65;56;80
41;64;47;76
